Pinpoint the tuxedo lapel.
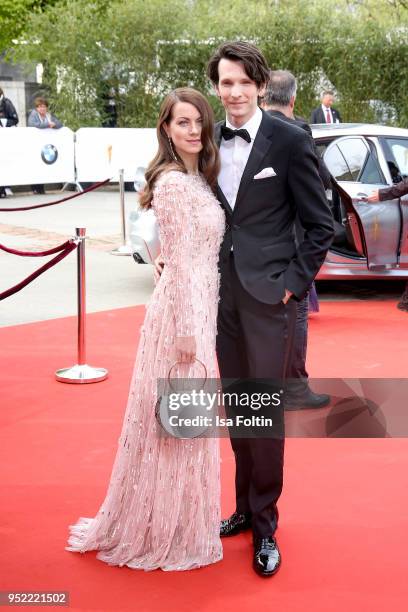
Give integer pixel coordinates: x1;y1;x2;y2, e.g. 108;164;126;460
234;112;273;211
216;184;233;216
215;121;233;216
215;121;223;149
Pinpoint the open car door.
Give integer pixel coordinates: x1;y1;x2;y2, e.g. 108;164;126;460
323;136;401;269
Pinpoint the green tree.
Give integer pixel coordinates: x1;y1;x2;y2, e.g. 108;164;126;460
1;0;32;53
13;0;190;128
0;0;61;54
11;0;408;128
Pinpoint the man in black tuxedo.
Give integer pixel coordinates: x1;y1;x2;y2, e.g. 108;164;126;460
207;42;334;577
263;71;331;189
262;69;332;410
311;90;341;124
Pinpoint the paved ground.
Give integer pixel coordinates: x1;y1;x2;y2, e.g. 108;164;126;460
1;188;405;327
0;189;154;326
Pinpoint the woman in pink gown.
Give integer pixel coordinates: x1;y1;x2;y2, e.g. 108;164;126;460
66;88;225;571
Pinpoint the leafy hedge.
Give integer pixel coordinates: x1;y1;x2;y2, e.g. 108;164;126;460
12;0;408;129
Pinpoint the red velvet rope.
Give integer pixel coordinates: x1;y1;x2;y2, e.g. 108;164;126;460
0;239;73;257
0;178;111;212
0;241;77;301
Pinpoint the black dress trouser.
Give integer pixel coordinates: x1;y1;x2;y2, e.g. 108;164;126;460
216;253;297;537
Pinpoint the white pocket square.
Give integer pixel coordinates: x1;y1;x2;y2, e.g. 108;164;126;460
254;167;277;180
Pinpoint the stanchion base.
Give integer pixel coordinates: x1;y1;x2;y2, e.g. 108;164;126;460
55;364;108;384
111;244;133;256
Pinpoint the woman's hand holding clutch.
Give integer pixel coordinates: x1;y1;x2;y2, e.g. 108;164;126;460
175;336;196;364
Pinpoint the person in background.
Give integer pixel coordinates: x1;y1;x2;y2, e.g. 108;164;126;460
27;97;62;130
262;69;332;409
101;85;118;128
27;97;63;194
0;87;19;127
368;179;408;312
262;71;331;188
0;87;19;197
310;90;342;124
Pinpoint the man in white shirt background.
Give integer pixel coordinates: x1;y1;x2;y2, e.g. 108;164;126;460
310;90;342;124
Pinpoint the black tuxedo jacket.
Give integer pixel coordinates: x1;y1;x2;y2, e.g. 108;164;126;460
215;109;334;304
310;106;341;124
267;109;331;189
269;109;311;134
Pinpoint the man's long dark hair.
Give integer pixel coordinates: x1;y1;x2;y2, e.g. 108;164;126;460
207;41;270;87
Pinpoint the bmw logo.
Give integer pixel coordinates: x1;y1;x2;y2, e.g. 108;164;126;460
41;144;58;165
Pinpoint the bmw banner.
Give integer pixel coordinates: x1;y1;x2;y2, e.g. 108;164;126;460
0;127;75;186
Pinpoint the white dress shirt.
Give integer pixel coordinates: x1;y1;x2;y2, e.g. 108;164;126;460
218;106;263;209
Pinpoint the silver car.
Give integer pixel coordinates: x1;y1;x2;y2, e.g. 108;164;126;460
130;124;408;279
314;123;408;279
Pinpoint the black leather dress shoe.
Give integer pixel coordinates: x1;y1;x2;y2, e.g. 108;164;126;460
397;292;408;312
284;388;330;411
220;512;252;537
253;536;281;577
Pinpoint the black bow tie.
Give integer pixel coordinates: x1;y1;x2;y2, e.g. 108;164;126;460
221;125;251;144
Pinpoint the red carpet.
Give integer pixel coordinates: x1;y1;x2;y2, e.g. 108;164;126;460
1;301;408;611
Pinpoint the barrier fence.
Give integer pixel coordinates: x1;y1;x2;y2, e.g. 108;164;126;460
75;128;157;183
0;127;157;187
0;239;78;301
0;127;75;186
0;178;110;212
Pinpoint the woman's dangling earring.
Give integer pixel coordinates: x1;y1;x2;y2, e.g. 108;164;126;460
168;137;178;161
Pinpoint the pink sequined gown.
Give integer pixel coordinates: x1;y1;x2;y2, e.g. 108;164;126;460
66;170;225;571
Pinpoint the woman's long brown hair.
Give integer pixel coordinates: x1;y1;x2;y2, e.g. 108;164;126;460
139;87;219;209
